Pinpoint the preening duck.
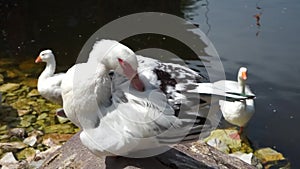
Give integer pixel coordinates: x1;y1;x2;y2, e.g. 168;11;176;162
61;40;253;156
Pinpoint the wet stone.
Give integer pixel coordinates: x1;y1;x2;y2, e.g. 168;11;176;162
0;83;21;93
5;70;19;79
42;133;73;145
11;98;31;110
56;115;69;124
0;125;8;131
254;147;285;163
0;134;10;141
0;73;4;84
9;128;27;139
16;147;36;162
17;109;31;116
44;124;75;134
18;115;36;128
23;135;38;147
19;59;42;75
0;142;28;152
27;89;40;97
37;113;48;120
204;129;251;153
21;78;38;88
0;152;18;164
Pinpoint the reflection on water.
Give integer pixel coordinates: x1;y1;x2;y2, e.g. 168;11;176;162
254;0;263;36
188;0;300;168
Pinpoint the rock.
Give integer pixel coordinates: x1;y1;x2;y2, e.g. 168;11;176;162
0;124;8;131
9;128;27;139
19;115;37;127
42;133;73;145
230;152;253;165
44;124;76;134
23;135;38;147
254;147;285;163
0;73;4;84
19;59;42;75
21;78;38;88
56;115;69;124
28;130;44;137
40;132;256;169
204;129;252;153
11;98;31;110
0;142;27;152
37;113;48;120
27;89;40;97
0;83;21;93
16;147;36;162
0;152;18;164
17;109;31;116
42;138;56;147
19;120;31;128
206;138;230;153
0;134;10;141
35;145;61;161
0;160;29;169
5;70;18;79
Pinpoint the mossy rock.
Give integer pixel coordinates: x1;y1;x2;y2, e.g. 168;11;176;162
16;147;36;161
37;113;48;120
11;98;31;110
0;83;21;93
21;78;38;88
18;115;37;128
0;73;4;84
44;124;76;134
254;148;285;163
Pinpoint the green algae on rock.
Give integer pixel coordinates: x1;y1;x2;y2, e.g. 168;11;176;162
0;57;79;169
0;83;21;93
254;148;285;163
44;124;76;134
204;129;253;154
16;147;36;161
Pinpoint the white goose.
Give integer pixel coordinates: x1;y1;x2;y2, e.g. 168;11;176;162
61;40;254;156
218;67;255;134
35;50;65;105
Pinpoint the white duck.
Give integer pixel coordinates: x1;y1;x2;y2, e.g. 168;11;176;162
218;67;255;134
61;40;216;157
35;50;65;105
87;40;251;115
61;40;254;157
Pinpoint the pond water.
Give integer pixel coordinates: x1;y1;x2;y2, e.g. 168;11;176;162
186;0;300;167
0;0;299;167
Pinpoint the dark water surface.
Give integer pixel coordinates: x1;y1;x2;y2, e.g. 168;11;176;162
1;0;300;167
186;0;300;167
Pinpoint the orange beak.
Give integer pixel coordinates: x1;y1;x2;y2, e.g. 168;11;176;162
241;71;247;80
35;56;42;63
118;58;145;92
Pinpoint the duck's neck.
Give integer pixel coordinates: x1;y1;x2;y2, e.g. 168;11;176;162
40;58;56;79
96;66;112;107
79;63;112;129
238;78;246;95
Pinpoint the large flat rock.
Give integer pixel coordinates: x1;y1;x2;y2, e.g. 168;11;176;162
40;132;255;169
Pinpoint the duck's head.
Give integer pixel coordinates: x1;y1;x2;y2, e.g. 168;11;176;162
35;49;54;63
89;40;144;91
238;67;247;82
